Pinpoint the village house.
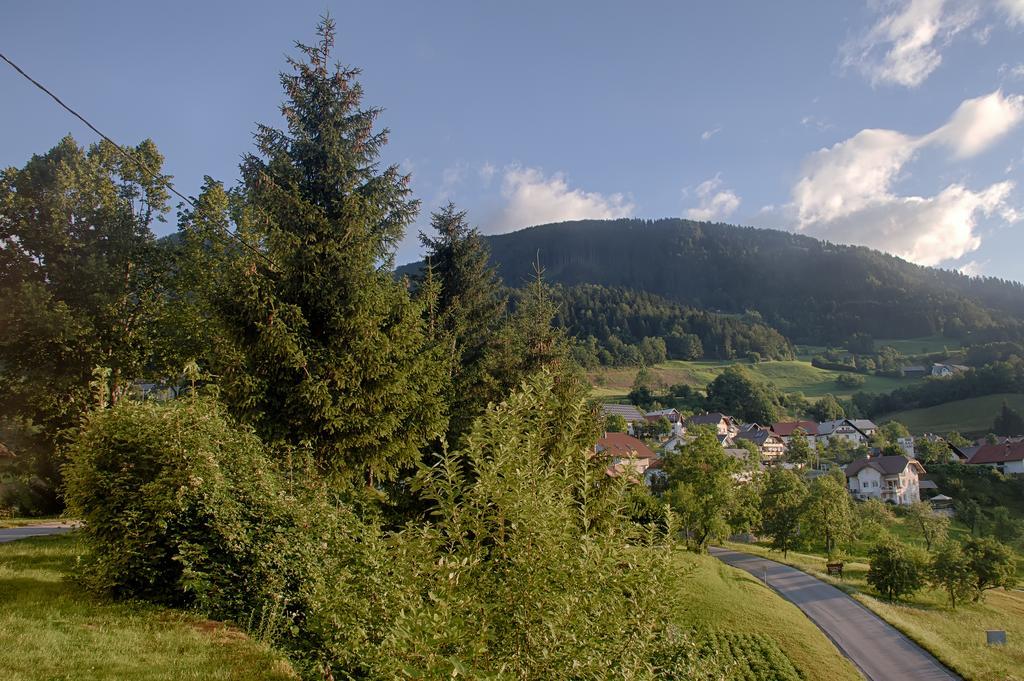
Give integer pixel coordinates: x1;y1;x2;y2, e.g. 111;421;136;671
600;403;647;436
845;455;925;505
770;420;819;446
901;364;928;378
966;442;1024;475
685;412;738;437
644;408;685;436
931;363;968;377
596;432;658;477
818;418;877;445
734;430;786;463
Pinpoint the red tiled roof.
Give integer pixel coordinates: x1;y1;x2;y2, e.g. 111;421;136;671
968;442;1024;465
596;432;656;460
771;420;819;437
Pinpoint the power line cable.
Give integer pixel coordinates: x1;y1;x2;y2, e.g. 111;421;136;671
0;51;278;271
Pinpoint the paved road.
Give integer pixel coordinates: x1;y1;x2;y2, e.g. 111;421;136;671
0;522;76;543
710;547;959;681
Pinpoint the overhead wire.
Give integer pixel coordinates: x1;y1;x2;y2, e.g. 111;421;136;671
0;51;278;271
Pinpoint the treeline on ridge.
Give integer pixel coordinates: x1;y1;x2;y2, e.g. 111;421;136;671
549;283;794;366
460;218;1024;346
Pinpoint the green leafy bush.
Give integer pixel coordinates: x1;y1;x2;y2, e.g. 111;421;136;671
66;375;721;679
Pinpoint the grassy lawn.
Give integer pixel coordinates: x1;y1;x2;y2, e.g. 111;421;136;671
880;393;1024;434
673;551;862;681
0;534;296;681
876;336;961;356
721;539;1024;681
0;516;69;529
591;358;917;403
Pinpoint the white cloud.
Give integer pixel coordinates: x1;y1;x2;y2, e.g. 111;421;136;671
841;0;978;88
490;166;633;231
800;115;834;132
789;90;1023;266
999;63;1024;80
701;126;722;141
685;174;741;221
479;162;497;186
958;259;987;276
1000;0;1024;25
927;90;1024;158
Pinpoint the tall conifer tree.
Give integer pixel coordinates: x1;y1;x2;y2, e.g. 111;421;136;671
189;18;446;484
417;203;508;442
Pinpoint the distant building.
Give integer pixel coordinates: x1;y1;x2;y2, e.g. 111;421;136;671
818;418;877;445
931;363;968;377
734;430;786;462
966;442;1024;475
600;403;647;435
596;432;658;478
901;365;928;378
770;420;820;446
685;412;737;437
845;455;925;505
644;408;685;435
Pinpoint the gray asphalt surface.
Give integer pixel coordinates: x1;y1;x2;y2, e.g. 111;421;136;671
710;547;960;681
0;523;76;543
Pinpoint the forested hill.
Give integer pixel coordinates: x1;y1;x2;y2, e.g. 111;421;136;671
402;218;1024;345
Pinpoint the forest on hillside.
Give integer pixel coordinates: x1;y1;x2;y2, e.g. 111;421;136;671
549;284;794;366
429;218;1024;346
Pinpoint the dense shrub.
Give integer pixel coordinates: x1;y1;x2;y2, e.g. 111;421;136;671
63;397;393;677
866;539;928;601
66;374;715;679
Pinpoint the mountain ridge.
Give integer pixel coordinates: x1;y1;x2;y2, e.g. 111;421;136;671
398;218;1024;345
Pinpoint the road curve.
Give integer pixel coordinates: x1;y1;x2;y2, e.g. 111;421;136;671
0;523;76;543
710;547;959;681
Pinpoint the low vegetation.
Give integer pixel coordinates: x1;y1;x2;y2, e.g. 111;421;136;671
674;553;861;681
0;534;296;681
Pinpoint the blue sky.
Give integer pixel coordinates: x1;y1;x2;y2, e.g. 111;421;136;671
3;1;1024;279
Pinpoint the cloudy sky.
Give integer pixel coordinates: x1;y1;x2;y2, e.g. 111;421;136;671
3;1;1024;279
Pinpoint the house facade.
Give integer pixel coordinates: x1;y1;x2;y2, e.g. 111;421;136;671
596;432;658;477
600;404;648;436
734;430;786;462
845;455;925;505
770;420;819;446
644;408;685;436
685;412;737;437
967;442;1024;475
819;418;877;445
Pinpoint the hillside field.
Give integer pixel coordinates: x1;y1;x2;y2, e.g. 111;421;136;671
880;393;1024;434
591;358;916;403
0;534;296;681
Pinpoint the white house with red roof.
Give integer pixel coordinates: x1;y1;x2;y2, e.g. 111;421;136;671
845;455;925;505
596;432;658;477
770;420;819;446
967;442;1024;475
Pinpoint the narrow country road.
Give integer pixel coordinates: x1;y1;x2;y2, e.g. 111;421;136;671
710;547;959;681
0;522;76;543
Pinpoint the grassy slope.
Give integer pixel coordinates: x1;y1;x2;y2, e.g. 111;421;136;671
673;552;861;681
591;358;915;403
0;534;296;681
881;393;1024;434
722;538;1024;681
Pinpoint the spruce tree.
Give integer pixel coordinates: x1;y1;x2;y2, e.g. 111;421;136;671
190;18;446;484
417;203;508;442
992;401;1024;436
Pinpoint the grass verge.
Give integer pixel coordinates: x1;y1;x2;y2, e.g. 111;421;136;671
673;551;862;681
722;541;1024;681
0;533;296;681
